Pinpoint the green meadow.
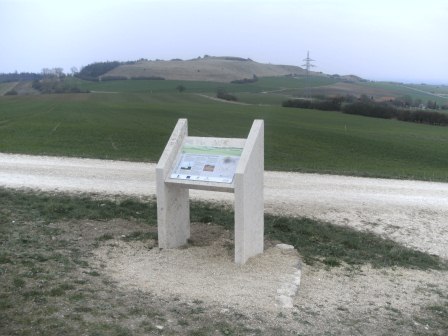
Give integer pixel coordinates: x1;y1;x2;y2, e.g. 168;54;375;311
362;81;448;105
1;78;447;181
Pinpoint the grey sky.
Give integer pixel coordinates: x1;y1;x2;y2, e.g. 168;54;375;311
1;0;447;84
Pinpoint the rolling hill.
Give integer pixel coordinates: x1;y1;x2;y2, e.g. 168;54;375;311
103;56;310;82
100;56;447;104
2;55;447;107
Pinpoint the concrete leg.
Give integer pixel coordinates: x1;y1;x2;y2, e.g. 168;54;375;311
234;120;264;264
234;179;264;264
157;183;190;249
156;119;189;249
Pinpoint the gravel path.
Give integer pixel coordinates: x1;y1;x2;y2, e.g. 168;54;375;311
1;153;447;258
2;153;448;333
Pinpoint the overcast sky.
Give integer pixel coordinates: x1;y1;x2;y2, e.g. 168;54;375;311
1;0;447;84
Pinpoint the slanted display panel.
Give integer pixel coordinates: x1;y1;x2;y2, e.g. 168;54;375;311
170;145;243;184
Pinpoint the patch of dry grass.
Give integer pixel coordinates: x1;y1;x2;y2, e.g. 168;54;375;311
1;189;447;335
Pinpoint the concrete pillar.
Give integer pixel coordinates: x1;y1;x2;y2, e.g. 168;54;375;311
234;120;264;264
156;119;190;248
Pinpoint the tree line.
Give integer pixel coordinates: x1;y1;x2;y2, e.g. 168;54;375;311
0;72;43;83
74;60;141;81
31;79;88;94
283;95;448;126
75;61;121;81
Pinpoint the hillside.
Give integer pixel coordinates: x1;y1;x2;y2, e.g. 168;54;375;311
3;56;447;106
104;56;309;82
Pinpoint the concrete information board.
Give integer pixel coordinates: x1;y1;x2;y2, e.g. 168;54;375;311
156;119;264;264
170;145;242;183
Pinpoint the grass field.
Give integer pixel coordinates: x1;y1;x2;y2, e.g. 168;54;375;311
363;82;448;105
1;189;447;335
1;77;448;181
1;82;448;181
65;76;337;95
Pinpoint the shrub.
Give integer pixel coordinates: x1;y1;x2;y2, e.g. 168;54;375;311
32;79;88;94
312;97;343;111
282;99;312;109
342;102;397;119
176;85;186;93
283;97;448;126
217;88;237;101
231;75;258;84
342;102;448;126
131;76;165;80
282;97;343;111
5;89;18;96
74;75;99;82
0;72;43;83
101;76;128;81
78;61;121;78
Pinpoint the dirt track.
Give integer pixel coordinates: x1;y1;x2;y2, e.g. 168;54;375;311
1;153;447;259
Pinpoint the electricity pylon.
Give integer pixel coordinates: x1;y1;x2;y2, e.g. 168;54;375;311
302;51;316;98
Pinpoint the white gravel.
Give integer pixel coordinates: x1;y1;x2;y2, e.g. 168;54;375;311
93;236;301;312
1;153;447;258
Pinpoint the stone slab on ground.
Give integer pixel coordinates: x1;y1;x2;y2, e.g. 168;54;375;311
93;223;301;311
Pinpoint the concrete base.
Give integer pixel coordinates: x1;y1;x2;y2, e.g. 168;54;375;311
93;224;301;311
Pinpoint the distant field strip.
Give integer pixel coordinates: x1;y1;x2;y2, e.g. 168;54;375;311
1;78;447;181
403;85;448;100
0;82;17;95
